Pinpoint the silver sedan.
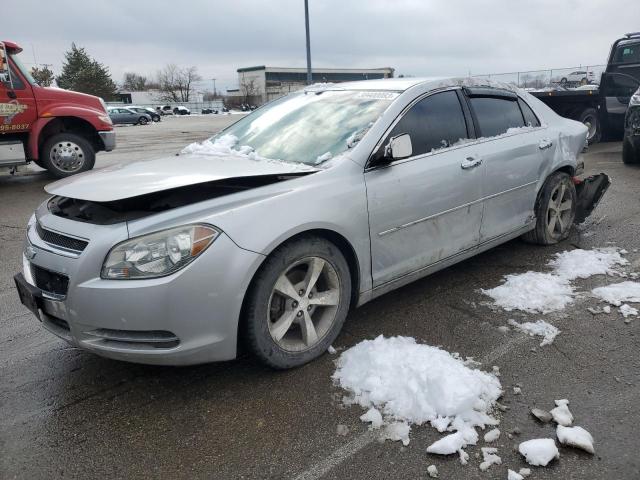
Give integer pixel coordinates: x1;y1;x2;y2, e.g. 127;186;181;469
15;77;609;368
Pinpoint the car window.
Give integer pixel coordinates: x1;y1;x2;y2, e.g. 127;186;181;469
518;98;541;127
380;90;469;158
469;96;525;137
613;42;640;64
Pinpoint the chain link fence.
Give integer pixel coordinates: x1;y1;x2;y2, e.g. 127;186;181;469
470;65;607;90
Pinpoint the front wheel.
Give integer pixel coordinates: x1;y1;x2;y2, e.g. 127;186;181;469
522;172;577;245
243;236;352;369
623;138;640;165
40;133;95;178
138;116;149;125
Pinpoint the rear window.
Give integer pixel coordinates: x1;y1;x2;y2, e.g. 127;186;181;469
613;42;640;64
469;97;525;137
518;98;541;127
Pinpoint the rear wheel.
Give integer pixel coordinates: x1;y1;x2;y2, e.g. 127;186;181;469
40;133;95;178
138;116;149;125
244;236;351;369
522;172;577;245
579;108;601;144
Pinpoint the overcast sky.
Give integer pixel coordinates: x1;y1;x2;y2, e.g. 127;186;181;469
5;0;640;93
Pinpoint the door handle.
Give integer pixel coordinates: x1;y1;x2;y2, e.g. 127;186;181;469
461;156;483;169
538;139;553;150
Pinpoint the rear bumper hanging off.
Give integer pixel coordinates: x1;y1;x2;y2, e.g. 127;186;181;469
573;173;610;224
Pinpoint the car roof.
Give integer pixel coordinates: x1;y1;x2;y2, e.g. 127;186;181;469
303;76;519;94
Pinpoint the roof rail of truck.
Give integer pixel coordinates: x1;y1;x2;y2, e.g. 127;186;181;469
624;32;640;38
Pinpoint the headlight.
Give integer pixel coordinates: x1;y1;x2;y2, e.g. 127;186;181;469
98;115;113;125
630;88;640;107
101;224;220;279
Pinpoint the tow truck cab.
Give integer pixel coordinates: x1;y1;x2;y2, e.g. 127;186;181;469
0;40;115;178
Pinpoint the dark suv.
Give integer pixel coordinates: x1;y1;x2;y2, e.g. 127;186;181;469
623;87;640;164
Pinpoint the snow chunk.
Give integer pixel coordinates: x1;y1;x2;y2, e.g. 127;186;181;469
592;281;640;306
508;319;560;346
550;248;627;280
334;336;501;447
508;470;524;480
518;438;559;466
550;399;573;426
458;448;469;465
430;416;450;433
327;345;337;354
360;407;383;429
427;464;439;478
479;447;502;471
316;151;333;163
603;305;611;314
382;421;411;446
556;425;595;454
484;428;501;442
620;304;638;318
482;272;573;313
519;468;531;476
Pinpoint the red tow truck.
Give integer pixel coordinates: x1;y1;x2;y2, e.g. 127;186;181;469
0;40;115;178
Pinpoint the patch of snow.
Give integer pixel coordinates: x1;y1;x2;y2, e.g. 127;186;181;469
427;464;439;478
619;304;638;318
518;438;559;466
592;281;640;306
382;421;411;446
556;425;595;454
315;151;333;163
497;325;510;333
508;470;524;480
484;428;501;443
360;407;383;429
336;424;349;436
479;447;502;471
333;336;501;449
513;386;522;395
508;319;560;346
458;448;469;465
603;305;611;314
531;408;553;423
327;345;337;354
519;468;531;476
483;248;628;313
431;416;450;433
550;399;573;426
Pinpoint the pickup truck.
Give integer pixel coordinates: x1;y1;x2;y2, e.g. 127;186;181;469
531;32;640;144
0;40;115;178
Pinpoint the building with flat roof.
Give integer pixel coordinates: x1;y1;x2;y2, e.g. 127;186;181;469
230;66;394;105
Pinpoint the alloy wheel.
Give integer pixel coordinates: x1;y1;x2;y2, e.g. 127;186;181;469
546;181;573;237
267;256;341;352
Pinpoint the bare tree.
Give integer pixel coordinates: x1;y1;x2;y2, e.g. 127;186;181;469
122;72;149;91
239;77;260;104
156;64;202;102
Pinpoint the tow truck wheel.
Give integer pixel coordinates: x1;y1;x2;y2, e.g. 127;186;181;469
579;108;601;144
41;133;95;178
522;171;577;245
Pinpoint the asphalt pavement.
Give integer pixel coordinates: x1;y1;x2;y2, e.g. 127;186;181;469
1;116;639;479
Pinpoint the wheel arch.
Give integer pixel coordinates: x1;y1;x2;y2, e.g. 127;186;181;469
35;116;102;160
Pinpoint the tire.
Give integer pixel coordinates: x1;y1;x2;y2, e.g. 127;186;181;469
522;172;577;245
579;108;601;144
40;133;95;179
243;236;352;369
623;138;640;164
560;77;568;85
152;115;160;122
138;116;148;125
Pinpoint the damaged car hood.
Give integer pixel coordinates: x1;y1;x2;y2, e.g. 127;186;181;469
45;153;319;202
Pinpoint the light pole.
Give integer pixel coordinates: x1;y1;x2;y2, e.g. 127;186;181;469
211;78;217;97
304;0;312;85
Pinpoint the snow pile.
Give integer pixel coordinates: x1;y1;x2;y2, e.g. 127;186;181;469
592;281;640;306
181;134;316;171
484;428;501;443
556;425;595;454
333;335;501;450
508;319;560;346
620;304;638;318
427;465;439;478
479;447;502;471
518;438;559;466
508;470;524;480
550;399;574;426
483;248;628;314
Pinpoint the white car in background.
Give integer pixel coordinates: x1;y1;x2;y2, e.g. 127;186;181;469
560;71;597;85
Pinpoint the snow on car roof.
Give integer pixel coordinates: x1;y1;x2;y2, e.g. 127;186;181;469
305;76;519;93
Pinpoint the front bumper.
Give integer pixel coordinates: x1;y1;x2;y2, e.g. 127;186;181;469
17;213;265;366
98;130;116;152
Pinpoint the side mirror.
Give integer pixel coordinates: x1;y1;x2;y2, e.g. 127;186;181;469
384;133;413;160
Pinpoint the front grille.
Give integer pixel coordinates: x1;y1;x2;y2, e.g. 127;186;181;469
36;223;88;252
85;329;180;349
32;265;69;297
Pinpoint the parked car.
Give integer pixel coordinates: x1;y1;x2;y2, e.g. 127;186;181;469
202;107;218;114
560;70;597;85
15;78;609;369
623;86;640;164
128;106;161;122
173;106;190;115
159;105;173;115
108;107;152;125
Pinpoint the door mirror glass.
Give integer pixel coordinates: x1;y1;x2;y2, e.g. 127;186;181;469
385;133;413;160
0;43;11;86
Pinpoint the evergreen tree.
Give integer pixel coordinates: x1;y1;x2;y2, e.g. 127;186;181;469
31;65;55;87
56;43;117;99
